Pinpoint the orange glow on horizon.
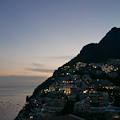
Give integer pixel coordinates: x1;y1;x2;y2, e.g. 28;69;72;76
0;71;52;78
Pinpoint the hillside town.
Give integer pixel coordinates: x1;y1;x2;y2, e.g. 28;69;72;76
15;59;120;120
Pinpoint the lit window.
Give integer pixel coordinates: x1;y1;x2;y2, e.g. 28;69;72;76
114;115;119;119
30;116;34;119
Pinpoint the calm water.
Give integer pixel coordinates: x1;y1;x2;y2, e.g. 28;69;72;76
0;86;37;120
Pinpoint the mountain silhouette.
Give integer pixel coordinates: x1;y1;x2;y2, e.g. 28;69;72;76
16;27;120;120
31;27;120;98
66;27;120;65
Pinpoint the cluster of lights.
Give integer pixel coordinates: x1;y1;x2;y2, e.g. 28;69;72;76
63;80;73;84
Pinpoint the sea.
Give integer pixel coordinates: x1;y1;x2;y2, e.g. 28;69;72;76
0;86;37;120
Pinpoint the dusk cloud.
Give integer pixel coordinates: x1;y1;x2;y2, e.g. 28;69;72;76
47;55;74;59
0;75;47;86
0;75;47;81
32;55;74;60
32;63;45;67
27;68;54;73
26;63;56;73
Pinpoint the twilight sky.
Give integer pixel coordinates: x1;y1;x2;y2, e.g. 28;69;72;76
0;0;120;86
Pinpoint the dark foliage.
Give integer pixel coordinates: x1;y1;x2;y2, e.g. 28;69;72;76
61;100;74;115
